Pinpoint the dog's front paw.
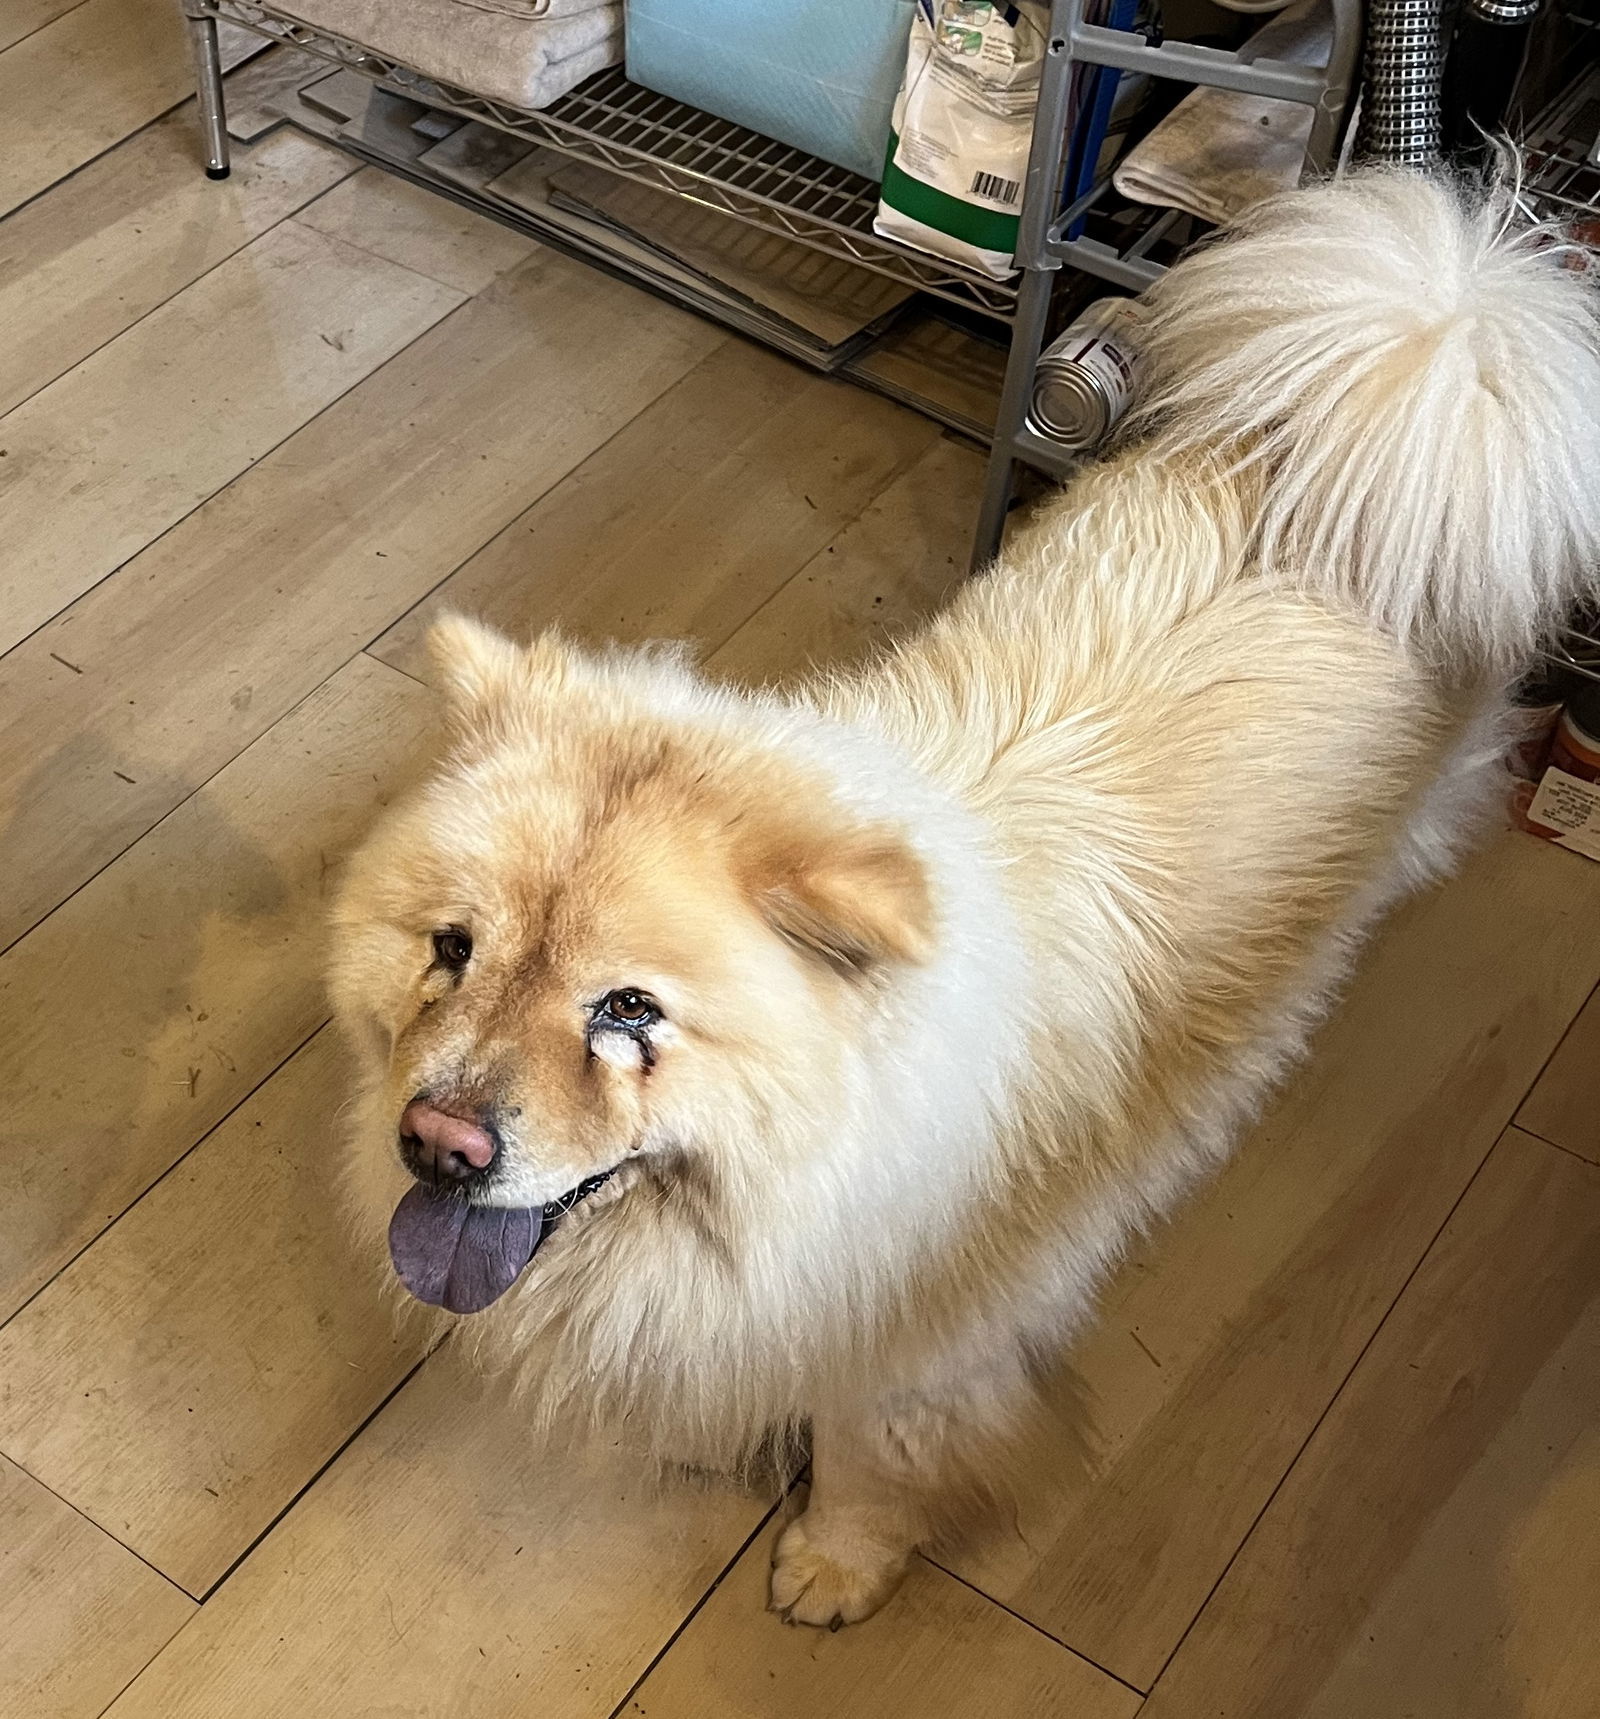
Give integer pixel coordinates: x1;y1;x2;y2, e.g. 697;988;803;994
768;1510;911;1629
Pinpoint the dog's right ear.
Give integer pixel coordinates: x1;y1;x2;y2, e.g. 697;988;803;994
738;800;935;978
427;615;575;736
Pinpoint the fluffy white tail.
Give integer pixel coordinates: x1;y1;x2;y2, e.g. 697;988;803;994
1135;168;1600;671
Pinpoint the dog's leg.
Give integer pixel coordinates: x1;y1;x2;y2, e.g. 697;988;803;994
769;1412;927;1628
770;1344;1029;1628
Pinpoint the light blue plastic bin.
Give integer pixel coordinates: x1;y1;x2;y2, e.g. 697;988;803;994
625;0;916;182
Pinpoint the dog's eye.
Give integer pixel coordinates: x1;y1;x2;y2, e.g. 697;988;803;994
599;989;658;1026
432;928;473;971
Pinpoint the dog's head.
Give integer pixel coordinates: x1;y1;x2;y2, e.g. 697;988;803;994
330;617;935;1295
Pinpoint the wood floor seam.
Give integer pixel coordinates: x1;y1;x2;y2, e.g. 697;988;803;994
0;0;93;55
921;1555;1151;1699
0;95;190;227
1510;1124;1600;1170
0;635;389;961
0;1449;191;1601
0;147;358;430
359;647;432;690
89;1627;195;1719
354;325;755;672
0;301;470;676
0;153;359;426
1507;971;1600;1117
194;1351;436;1604
284;185;514;298
0;1019;331;1338
697;429;952;660
601;1490;794;1719
1138;1121;1512;1698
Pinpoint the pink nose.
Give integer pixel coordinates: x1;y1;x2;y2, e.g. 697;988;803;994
399;1100;498;1182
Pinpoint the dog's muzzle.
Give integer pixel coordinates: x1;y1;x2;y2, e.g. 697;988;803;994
387;1166;615;1316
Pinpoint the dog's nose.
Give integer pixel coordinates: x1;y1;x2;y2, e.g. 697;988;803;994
399;1099;498;1182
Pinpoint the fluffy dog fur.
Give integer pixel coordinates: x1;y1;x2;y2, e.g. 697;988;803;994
330;169;1600;1626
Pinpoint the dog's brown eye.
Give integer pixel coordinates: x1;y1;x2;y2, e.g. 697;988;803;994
432;928;472;970
601;989;657;1025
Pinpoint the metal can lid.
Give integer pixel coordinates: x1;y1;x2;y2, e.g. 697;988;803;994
1029;368;1111;448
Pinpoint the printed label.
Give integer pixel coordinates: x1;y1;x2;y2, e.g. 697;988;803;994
1057;298;1144;418
1529;765;1600;861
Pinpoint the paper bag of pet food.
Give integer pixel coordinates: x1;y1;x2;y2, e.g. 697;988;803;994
874;0;1047;280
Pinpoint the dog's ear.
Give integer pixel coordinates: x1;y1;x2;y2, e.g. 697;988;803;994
748;813;935;975
427;615;574;734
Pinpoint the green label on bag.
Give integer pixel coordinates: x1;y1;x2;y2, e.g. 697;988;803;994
881;132;1021;253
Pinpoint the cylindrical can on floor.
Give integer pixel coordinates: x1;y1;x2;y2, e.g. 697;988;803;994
1028;297;1146;452
1525;680;1600;857
1510;667;1568;782
1545;699;1600;786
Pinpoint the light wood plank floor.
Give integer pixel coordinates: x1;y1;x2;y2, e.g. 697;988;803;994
2;33;1595;1719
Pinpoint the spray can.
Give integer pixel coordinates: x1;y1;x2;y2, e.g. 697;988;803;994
1028;297;1146;452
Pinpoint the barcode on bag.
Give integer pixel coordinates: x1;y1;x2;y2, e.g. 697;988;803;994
971;170;1020;205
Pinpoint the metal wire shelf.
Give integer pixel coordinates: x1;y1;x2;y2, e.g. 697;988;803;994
1526;61;1600;681
970;0;1358;565
192;0;1025;321
1549;627;1600;685
1524;62;1600;229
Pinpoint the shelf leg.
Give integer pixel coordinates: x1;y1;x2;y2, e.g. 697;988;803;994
185;9;231;180
970;263;1056;574
971;444;1016;577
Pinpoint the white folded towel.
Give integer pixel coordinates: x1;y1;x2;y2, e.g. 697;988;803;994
523;32;619;104
281;0;621;109
1113;0;1332;226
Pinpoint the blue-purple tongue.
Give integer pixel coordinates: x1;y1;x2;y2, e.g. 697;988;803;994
388;1186;545;1314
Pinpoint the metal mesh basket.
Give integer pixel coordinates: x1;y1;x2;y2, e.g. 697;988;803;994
196;0;1026;320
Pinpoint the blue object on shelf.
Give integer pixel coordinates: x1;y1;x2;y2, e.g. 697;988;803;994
1063;0;1137;238
625;0;916;182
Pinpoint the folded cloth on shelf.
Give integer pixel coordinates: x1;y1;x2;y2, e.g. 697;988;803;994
453;0;612;17
524;31;620;105
279;0;621;109
1112;0;1332;226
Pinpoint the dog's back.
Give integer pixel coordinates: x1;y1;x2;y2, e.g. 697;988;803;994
827;167;1600;1263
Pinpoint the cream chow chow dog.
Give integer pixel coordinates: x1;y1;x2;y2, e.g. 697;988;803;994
330;170;1600;1627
